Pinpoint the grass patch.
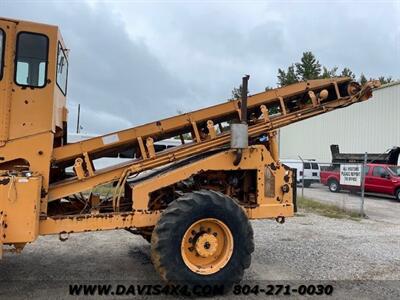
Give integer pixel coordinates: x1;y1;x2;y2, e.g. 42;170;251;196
92;183;114;195
297;197;361;221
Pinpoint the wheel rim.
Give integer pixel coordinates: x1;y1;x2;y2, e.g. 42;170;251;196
330;182;337;191
181;218;234;275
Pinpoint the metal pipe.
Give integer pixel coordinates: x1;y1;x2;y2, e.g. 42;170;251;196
241;75;250;123
234;75;250;166
76;104;81;134
233;149;242;166
298;155;305;199
360;152;367;217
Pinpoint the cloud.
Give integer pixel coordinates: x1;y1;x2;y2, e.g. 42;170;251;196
1;0;399;134
114;1;400;97
2;1;190;133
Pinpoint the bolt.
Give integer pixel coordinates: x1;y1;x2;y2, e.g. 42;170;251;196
213;232;218;237
191;230;196;235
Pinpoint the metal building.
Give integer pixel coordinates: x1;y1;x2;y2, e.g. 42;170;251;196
279;81;400;163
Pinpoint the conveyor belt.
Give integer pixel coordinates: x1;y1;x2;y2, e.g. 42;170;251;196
48;78;380;201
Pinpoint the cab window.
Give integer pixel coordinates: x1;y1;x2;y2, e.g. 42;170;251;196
363;166;370;175
372;166;389;178
56;42;68;94
0;29;4;80
303;162;311;169
15;32;48;87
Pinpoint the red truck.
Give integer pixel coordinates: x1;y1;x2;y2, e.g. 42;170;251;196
320;164;400;201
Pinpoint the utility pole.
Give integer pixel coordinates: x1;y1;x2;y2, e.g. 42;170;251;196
298;155;305;198
76;104;81;134
360;152;368;217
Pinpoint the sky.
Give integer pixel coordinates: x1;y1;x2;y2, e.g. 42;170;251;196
1;0;399;134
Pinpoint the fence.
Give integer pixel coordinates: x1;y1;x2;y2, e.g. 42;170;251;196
294;154;368;217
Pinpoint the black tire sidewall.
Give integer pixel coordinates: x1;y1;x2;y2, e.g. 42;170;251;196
329;180;339;192
155;194;251;286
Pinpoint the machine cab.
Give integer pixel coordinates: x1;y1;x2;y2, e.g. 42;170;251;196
0;17;69;149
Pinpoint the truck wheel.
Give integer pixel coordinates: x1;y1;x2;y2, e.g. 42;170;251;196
303;181;311;188
151;190;254;292
396;189;400;202
140;233;152;243
328;179;340;193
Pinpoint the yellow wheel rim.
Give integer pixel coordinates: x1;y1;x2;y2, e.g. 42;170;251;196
181;218;234;275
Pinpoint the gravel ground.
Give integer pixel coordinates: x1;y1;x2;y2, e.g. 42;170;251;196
0;208;399;299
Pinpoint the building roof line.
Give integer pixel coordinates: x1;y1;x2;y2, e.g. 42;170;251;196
374;80;400;91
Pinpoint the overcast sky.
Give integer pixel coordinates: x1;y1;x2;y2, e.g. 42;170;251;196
2;0;399;134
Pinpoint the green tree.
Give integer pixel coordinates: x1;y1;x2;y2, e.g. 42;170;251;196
230;85;243;101
295;51;321;80
275;51;395;88
359;73;368;85
378;76;393;85
277;64;298;87
321;66;338;79
341;68;356;80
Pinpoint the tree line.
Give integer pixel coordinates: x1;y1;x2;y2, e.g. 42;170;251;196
231;51;395;100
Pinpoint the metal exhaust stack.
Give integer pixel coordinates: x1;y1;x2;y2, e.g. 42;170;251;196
232;75;250;166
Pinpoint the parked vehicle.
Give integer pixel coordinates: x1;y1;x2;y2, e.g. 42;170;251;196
68;134;186;169
281;159;320;187
330;144;400;165
320;164;400;201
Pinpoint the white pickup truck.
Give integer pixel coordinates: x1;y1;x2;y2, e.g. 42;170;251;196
281;159;320;187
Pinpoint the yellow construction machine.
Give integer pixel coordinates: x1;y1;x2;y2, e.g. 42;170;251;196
0;17;379;287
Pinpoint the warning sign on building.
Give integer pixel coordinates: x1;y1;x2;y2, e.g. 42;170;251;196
340;164;362;186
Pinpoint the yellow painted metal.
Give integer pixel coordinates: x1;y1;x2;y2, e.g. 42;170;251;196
39;210;162;236
268;131;279;161
0;18;66;141
181;218;234;275
0;20;16;146
0;132;54;213
207;120;217;139
0;175;41;243
0;18;68;214
131;146;291;210
40;146;291;237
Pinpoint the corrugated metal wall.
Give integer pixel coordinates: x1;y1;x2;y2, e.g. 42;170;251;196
279;82;400;163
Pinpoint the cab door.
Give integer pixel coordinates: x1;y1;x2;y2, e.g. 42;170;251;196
368;166;393;195
0;19;17;145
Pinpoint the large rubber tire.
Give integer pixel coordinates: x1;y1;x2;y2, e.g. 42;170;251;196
303;181;311;188
140;233;152;243
396;189;400;202
151;190;254;291
328;179;340;193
